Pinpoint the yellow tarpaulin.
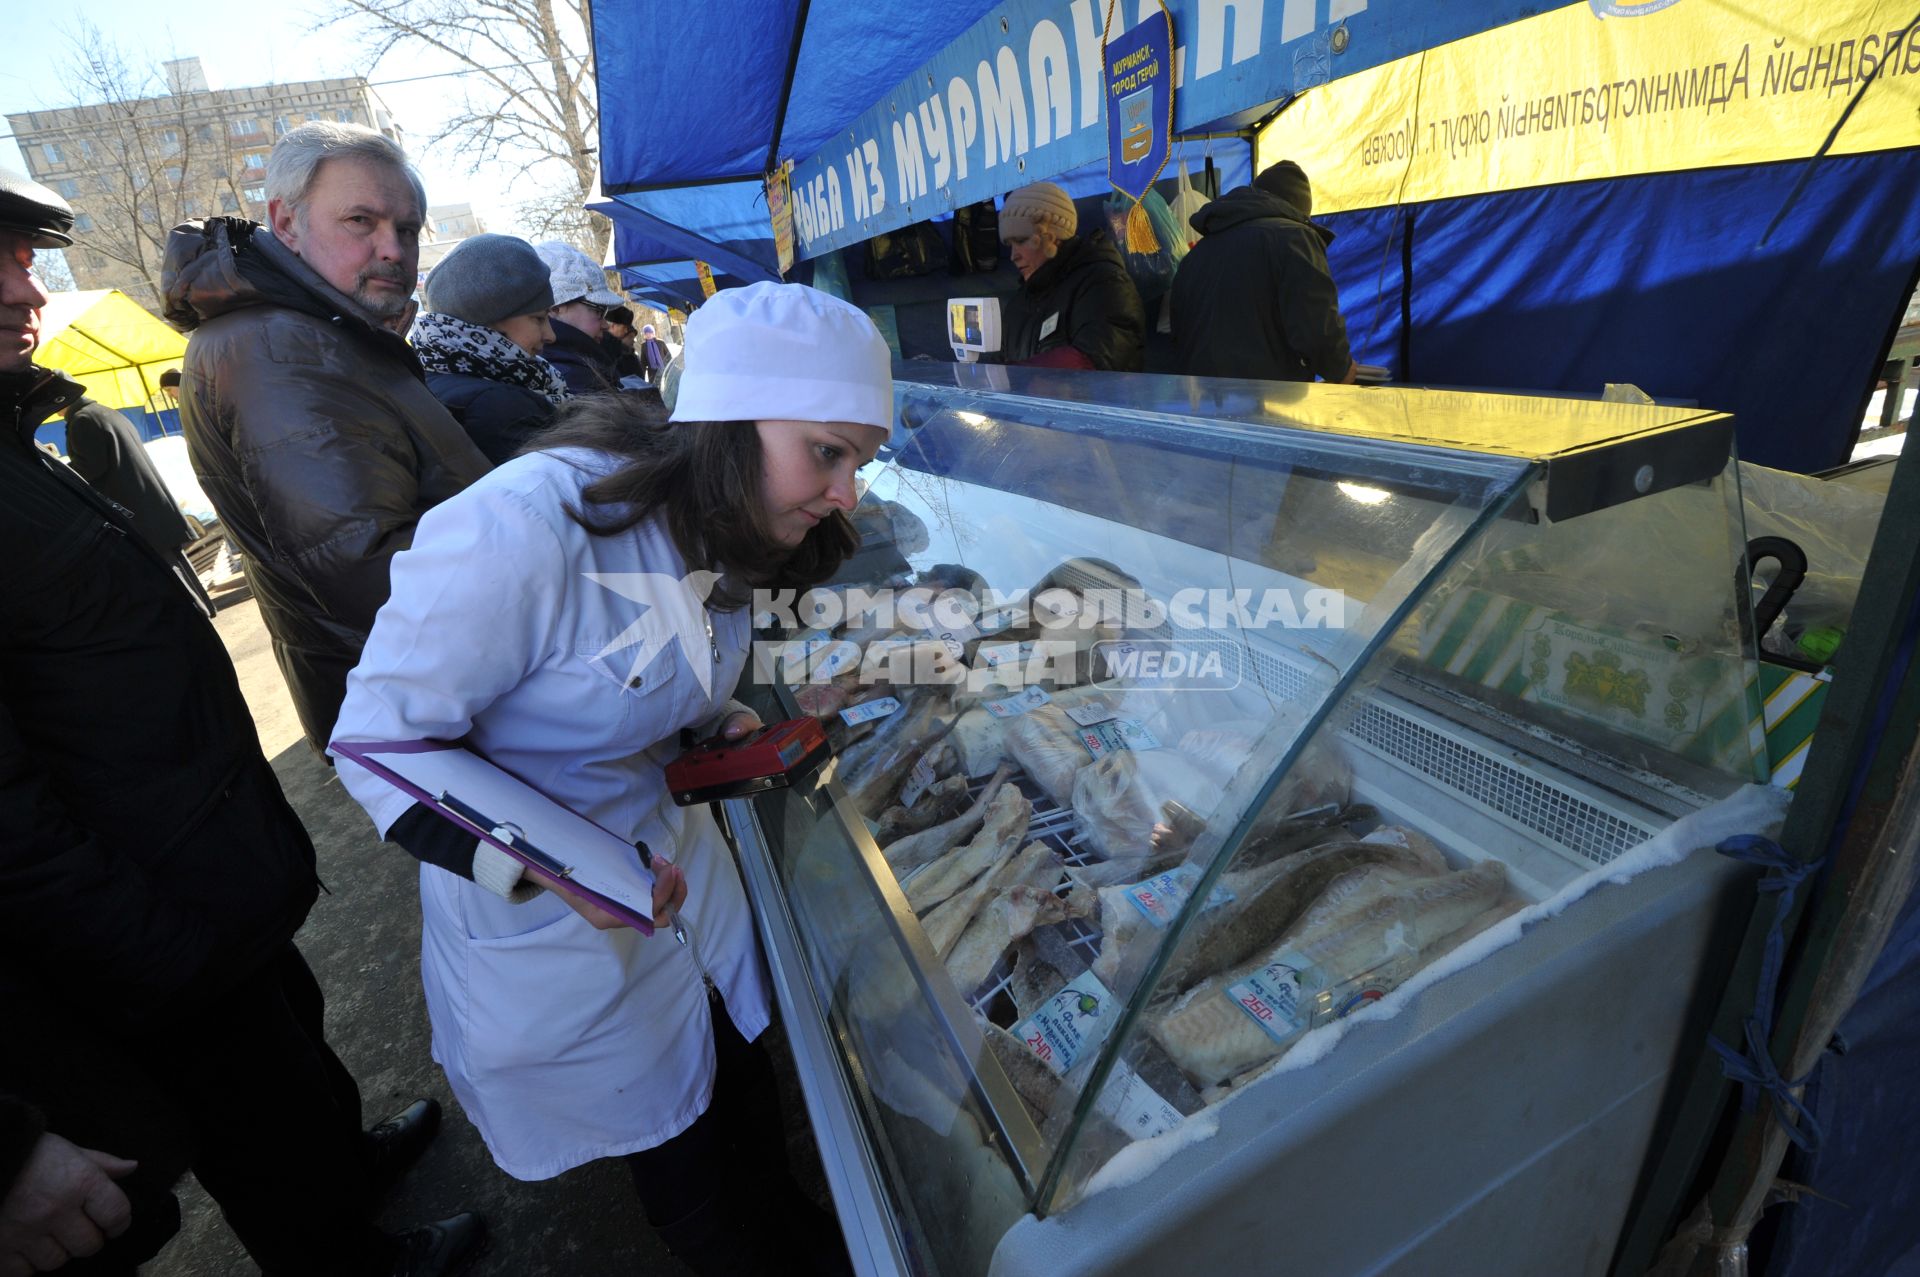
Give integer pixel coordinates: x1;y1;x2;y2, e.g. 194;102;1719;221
1259;0;1920;216
36;290;186;414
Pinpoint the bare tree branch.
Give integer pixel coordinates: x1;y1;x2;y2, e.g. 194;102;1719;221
315;0;605;257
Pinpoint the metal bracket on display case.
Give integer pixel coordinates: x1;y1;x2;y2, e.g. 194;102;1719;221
1536;414;1733;522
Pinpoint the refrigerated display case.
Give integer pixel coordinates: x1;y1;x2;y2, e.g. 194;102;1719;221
720;366;1787;1277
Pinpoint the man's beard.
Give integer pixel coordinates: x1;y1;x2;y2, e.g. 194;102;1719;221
353;267;412;322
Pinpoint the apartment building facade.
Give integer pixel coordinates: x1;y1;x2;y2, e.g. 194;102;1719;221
7;58;404;310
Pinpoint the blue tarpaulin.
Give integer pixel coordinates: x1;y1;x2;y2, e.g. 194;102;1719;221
589;0;1555;269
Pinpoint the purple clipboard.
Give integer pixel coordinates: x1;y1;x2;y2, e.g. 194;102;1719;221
331;739;656;935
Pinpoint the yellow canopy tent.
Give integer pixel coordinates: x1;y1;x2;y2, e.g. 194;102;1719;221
36;289;185;420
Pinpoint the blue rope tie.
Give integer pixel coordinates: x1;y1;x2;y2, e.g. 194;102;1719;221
1709;834;1828;1151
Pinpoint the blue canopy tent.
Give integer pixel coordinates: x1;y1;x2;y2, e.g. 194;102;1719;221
589;0;1559;280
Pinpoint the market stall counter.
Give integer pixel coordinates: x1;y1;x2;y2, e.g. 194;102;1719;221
719;365;1787;1276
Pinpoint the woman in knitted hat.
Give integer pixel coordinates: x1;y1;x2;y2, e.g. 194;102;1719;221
994;180;1146;371
332;281;892;1276
415;233;570;463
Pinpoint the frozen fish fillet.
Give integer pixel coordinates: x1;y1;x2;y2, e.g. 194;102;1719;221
1151;860;1507;1087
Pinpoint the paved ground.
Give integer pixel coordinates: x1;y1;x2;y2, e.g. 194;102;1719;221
145;584;828;1275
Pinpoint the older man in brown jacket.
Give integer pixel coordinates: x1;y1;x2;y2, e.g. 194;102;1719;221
162;122;490;751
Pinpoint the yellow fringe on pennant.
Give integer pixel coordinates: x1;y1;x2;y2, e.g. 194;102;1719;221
1125;201;1160;254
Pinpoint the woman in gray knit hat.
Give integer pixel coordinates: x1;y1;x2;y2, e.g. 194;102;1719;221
414;233;571;463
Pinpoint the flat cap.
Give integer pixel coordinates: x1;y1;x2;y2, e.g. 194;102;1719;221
0;167;76;248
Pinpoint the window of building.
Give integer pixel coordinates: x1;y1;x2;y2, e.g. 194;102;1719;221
84;251;105;271
41;143;62;165
161;129;180;153
195;124;213;143
74;213;94;232
243;152;266;170
244;185;266;204
78;140;95;160
229;118;256;137
336;109;356;123
56;179;79;199
164;165;183;184
220;192;239;213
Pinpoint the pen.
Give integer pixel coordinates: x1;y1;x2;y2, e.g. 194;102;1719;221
634;838;689;947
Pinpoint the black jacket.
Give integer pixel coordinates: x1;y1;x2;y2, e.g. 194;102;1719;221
1171;186;1353;383
62;398;193;555
598;333;644;382
999;232;1146;372
544;319;619;395
161;219;491;749
426;372;556;465
0;366;319;1029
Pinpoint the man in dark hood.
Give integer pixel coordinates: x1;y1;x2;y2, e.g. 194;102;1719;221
161;122;491;753
4;166;482;1277
1171;160;1358;384
993;181;1145;372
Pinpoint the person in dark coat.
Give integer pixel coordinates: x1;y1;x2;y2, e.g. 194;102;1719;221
1171;160;1358;384
535;240;623;394
994;181;1145;372
161;123;492;754
638;323;672;383
1;166;481;1276
57;395;215;615
414;233;569;464
599;305;646;382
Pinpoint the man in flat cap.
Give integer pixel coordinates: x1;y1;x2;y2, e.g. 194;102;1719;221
1172;160;1358;384
162;121;490;754
1;166;482;1276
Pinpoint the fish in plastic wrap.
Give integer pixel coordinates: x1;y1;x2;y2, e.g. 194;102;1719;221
1070;749;1222;862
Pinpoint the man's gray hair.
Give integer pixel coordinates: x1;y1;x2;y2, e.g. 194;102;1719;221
266;121;426;219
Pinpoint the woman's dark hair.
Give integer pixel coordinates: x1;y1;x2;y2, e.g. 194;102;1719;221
523;394;858;607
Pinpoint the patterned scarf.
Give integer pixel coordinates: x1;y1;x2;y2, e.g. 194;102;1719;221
411;311;572;405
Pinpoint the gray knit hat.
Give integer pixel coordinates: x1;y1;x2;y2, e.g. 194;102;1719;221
425;234;554;326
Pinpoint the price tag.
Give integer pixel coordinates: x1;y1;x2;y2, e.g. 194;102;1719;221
1065;699;1118;727
1012;971;1115;1076
1123;864;1237;928
900;754;938;807
985;686;1052;719
977;639;1037;669
808;640;861;681
1094;1063;1185;1141
839;697;901;727
1078;718;1161;758
1225;956;1320;1046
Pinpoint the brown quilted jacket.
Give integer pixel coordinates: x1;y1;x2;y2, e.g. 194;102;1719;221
162;219;491;749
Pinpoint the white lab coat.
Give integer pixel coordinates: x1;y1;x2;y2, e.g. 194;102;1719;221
332;448;769;1181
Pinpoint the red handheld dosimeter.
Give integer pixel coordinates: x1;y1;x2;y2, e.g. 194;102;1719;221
665;717;831;806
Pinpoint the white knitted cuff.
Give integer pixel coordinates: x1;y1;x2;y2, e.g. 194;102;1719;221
472;843;544;903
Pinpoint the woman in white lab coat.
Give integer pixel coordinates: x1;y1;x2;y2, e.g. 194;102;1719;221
330;282;894;1275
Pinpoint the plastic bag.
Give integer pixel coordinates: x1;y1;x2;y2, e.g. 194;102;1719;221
1168;159;1208;253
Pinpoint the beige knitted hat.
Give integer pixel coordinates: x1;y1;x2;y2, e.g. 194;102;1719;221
999;182;1078;240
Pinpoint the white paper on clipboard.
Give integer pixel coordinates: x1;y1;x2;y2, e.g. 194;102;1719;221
331;740;657;933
